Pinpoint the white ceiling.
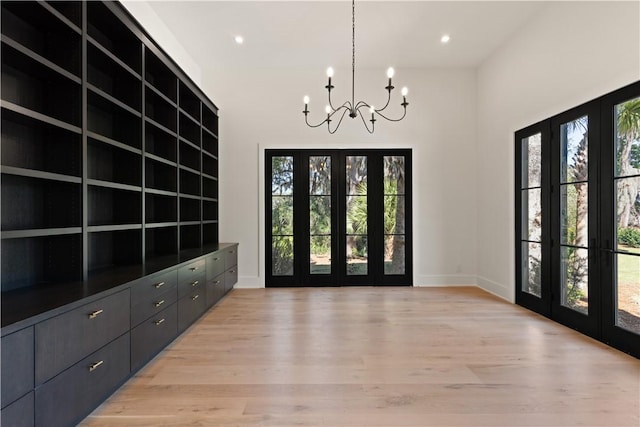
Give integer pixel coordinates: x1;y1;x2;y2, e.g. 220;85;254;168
147;1;547;70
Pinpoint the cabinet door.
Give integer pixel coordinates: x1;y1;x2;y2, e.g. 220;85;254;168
1;392;33;427
178;291;206;332
225;267;238;293
131;304;178;371
1;327;33;409
130;270;178;307
206;273;225;307
206;252;225;280
178;261;206;299
131;282;178;327
35;290;130;385
35;333;130;427
224;245;238;271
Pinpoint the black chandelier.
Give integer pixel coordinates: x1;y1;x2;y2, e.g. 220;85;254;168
302;0;409;134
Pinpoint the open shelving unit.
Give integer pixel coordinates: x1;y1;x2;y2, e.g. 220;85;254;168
0;3;234;426
1;0;220;313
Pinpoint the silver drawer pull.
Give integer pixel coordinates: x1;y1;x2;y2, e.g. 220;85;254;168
89;360;104;372
154;281;165;289
154;318;165;326
154;300;165;307
191;280;199;287
229;270;236;274
215;280;221;284
213;257;219;261
192;294;199;301
190;267;198;271
229;250;235;254
88;309;104;319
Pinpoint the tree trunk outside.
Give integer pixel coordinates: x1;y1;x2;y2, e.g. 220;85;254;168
572;133;588;294
617;131;640;228
390;158;405;274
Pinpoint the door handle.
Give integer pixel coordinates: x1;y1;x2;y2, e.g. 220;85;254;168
88;309;103;319
598;240;613;267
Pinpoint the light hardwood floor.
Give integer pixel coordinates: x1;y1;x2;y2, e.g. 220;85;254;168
82;287;640;426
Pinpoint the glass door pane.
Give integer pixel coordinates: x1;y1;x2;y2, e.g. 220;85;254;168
309;156;332;275
614;97;640;334
383;156;406;275
345;156;368;275
521;133;543;297
559;116;589;314
271;156;294;276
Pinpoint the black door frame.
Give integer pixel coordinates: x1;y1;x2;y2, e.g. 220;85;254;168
549;101;600;338
600;83;640;357
515;81;640;358
265;149;412;287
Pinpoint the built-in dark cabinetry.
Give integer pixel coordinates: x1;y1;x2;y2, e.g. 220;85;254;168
1;2;235;426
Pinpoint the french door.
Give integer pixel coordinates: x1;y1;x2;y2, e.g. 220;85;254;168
266;149;412;287
516;81;640;357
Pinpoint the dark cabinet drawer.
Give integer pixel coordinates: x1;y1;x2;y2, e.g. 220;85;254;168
178;260;205;284
34;290;130;385
131;303;178;371
35;333;130;427
225;267;238;293
1;327;34;409
1;392;33;427
178;290;206;332
131;284;178;327
206;252;225;280
178;270;205;300
130;270;178;308
224;245;238;270
206;273;225;308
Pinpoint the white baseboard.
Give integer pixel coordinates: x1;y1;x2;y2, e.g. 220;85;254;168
233;274;513;302
234;276;263;289
476;275;511;302
413;274;477;287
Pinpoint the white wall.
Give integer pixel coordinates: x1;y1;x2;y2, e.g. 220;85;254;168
121;0;202;86
124;0;639;296
476;1;640;300
202;66;478;287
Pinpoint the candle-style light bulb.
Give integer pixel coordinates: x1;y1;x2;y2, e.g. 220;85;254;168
326;67;335;92
325;105;331;115
370;105;375;114
303;95;310;115
401;87;408;97
386;67;395;91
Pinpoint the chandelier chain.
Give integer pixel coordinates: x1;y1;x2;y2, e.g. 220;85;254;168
351;0;355;109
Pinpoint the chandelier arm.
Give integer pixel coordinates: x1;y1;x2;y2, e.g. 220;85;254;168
338;101;353;112
328;88;339;111
304;114;329;128
372;107;407;122
354;100;369;111
328;108;350;134
357;108;374;134
377;87;393;111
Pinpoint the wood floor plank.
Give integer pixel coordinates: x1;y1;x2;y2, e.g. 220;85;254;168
82;287;640;426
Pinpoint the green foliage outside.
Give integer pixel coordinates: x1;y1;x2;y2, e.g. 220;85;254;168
563;246;587;312
271;156;294;275
344;180;399;259
619;227;640;248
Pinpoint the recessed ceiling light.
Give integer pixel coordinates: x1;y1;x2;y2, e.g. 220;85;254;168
441;34;450;44
234;35;244;45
